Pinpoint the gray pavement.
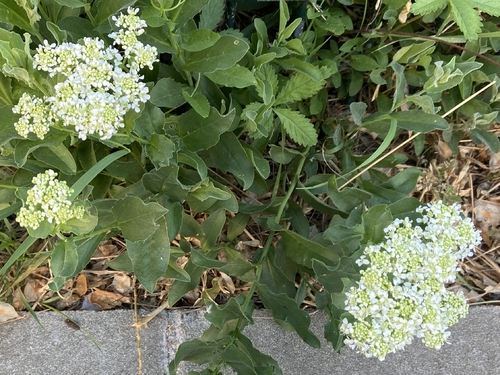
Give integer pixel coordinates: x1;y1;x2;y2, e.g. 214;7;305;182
0;306;499;375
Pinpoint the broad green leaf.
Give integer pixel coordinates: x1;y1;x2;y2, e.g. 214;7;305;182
91;0;136;27
138;26;174;54
57;17;94;42
170;0;210;28
46;21;67;44
411;0;447;15
275;71;326;105
0;105;22;146
274;108;317;147
146;133;176;169
312;258;359;293
0;0;40;35
149;78;192;108
164;258;191;281
349;102;367;126
391;110;448;132
112;196;167;242
49;238;78;291
142;165;189;202
276;58;323;81
328;183;372;213
221;345;257;375
14;135;68;168
235;333;283;375
199;0;225;31
200;209;226;249
256;282;321;348
469;128;500;153
362;205;392;244
167;258;207;306
350;55;379;72
127;219;170;292
268;145;301;165
205;297;253;332
178;150;208;179
0;73;13;106
32;144;77;175
180;29;220;52
184;36;249;73
182;91;210;118
280;230;339;268
205;64;257;88
200;132;255;189
54;0;86;7
169;338;227;374
227;213;250;241
448;0;491;41
189;180;232;201
134;102;165;140
178;107;235;152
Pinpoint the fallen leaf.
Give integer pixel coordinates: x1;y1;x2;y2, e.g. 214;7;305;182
74;274;87;297
112;273;132;294
398;1;412;23
88;289;131;310
489;151;500;172
474;200;500;231
0;302;19;323
24;278;46;302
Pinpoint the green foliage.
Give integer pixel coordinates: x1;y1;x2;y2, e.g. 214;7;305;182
0;0;496;372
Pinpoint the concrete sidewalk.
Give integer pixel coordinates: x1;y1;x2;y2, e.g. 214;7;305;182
0;306;498;374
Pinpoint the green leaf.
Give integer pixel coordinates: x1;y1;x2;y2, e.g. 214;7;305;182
349;102;367;126
391;110;448;132
54;0;86;7
178;107;235;152
0;0;40;35
32;144;77;175
127;219;170;293
449;0;486;41
200;132;255;190
275;71;326;105
469;128;500;153
112;196;167;242
49;238;78;291
350;55;380;71
276;58;323;81
14;135;68;168
189;180;232;202
91;0;136;27
142;165;189;202
171;0;210;28
205;297;253;331
411;0;447;15
149;78;192;108
256;282;321;348
199;0;225;30
57;17;94;42
169;338;226;374
280;230;339;268
362;205;393;244
274;108;317;147
205;64;257;88
146;134;176;169
0;105;22;146
182;91;210;118
184;35;249;73
168;258;206;306
180;29;220;52
200;209;226;249
312;258;359;293
268;145;301;165
221;345;258;375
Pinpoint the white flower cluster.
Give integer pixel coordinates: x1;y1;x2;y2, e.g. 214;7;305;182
340;201;482;360
13;7;157;141
16;170;85;231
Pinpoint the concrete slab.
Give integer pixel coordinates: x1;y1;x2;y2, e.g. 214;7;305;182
0;306;498;375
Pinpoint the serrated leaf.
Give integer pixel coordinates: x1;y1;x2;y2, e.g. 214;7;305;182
275;72;325;105
411;0;447;15
184;36;249;73
112;196;167;242
199;0;225;30
449;0;483;40
127;220;170;293
273;108;317;147
205;64;256;88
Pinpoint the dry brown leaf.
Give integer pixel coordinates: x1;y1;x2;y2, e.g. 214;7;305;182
12;288;24;311
23;278;46;302
218;272;235;294
112;273;132;294
88;289;131;310
96;243;118;257
474;200;500;231
398;1;411;23
484;284;500;294
0;302;19;323
74;274;87;297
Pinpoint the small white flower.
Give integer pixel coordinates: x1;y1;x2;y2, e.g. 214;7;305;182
339;201;481;360
16;170;84;230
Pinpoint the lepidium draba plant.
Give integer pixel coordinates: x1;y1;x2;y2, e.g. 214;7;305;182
13;7;157;141
340;202;482;360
